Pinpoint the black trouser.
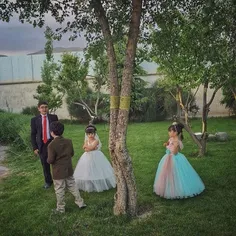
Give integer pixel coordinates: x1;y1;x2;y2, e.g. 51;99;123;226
39;141;53;185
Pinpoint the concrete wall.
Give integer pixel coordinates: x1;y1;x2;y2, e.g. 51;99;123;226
0;82;70;119
0;80;229;119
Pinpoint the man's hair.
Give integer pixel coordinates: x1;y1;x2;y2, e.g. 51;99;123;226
38;101;48;107
50;121;64;136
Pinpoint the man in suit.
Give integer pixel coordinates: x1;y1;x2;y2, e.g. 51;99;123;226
47;121;86;213
31;101;58;189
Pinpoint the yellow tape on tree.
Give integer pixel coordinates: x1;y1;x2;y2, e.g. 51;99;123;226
110;96;119;109
119;96;131;110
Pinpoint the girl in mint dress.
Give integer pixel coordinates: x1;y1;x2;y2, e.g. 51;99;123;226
154;123;205;199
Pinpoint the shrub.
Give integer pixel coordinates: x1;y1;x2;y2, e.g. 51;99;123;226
221;87;236;116
67;102;91;123
21;106;39;116
131;83;171;122
134;82;199;122
0;113;31;150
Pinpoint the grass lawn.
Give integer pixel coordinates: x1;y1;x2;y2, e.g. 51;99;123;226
0;118;236;236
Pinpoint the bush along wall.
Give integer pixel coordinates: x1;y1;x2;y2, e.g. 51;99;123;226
0;112;31;151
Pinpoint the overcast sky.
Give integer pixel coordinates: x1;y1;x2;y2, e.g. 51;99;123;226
0;14;87;56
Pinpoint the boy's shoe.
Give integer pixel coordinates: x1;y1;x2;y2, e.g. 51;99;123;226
79;204;87;209
52;209;65;214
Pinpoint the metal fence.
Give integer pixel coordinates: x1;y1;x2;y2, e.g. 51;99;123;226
0;52;158;84
0;51;86;83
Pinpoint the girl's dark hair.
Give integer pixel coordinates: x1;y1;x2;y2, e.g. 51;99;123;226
85;125;97;134
168;123;184;140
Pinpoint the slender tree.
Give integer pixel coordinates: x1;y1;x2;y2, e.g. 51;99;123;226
34;26;63;113
149;0;234;156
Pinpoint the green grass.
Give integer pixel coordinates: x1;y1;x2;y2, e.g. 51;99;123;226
0;118;236;236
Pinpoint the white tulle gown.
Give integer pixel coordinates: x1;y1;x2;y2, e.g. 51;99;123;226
74;138;116;192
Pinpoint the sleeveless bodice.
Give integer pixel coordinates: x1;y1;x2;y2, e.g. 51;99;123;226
166;138;183;154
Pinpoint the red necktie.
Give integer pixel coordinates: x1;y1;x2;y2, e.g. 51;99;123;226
43;116;48;144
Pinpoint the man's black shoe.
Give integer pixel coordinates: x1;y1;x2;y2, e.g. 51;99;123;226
43;183;52;189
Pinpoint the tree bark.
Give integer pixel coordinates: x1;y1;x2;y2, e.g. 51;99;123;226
93;0;142;216
113;0;142;216
92;0;124;214
176;86;182;118
94;87;100;116
230;86;236;100
177;86;190;125
174;87;206;156
201;81;208;156
175;116;203;153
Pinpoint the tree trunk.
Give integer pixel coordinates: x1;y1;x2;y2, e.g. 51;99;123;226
175;87;205;155
113;0;142;216
230;86;236;100
175;89;205;156
200;80;222;156
176;86;182;118
175;116;203;154
201;81;208;156
93;0;122;213
94;87;100;116
199;139;207;157
94;0;142;216
177;86;189;125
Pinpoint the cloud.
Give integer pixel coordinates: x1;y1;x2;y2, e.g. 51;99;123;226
0;14;87;55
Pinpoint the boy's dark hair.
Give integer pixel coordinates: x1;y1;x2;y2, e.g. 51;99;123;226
168;123;184;140
50;121;64;136
38;101;48;107
85;125;97;134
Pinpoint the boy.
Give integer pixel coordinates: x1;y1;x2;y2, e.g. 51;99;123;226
47;121;86;213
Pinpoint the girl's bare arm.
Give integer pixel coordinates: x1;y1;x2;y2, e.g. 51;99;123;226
85;140;99;152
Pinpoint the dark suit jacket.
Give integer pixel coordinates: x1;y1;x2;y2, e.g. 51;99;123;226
30;114;58;152
47;136;74;180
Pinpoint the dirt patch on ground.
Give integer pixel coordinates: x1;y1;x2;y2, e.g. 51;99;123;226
136;204;153;219
0;145;9;180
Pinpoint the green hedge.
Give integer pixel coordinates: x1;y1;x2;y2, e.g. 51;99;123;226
0;112;31;150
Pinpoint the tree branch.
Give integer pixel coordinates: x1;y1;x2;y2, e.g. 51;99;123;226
230;86;236;100
74;102;96;119
190;84;200;105
92;0;119;98
120;0;143;96
169;90;176;99
94;87;101;115
206;83;224;108
173;115;202;149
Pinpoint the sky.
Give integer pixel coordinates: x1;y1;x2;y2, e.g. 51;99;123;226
0;14;87;56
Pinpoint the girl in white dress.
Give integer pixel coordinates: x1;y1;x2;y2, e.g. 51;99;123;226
74;125;116;192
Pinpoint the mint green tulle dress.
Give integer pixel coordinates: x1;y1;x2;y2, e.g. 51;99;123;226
153;138;205;199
